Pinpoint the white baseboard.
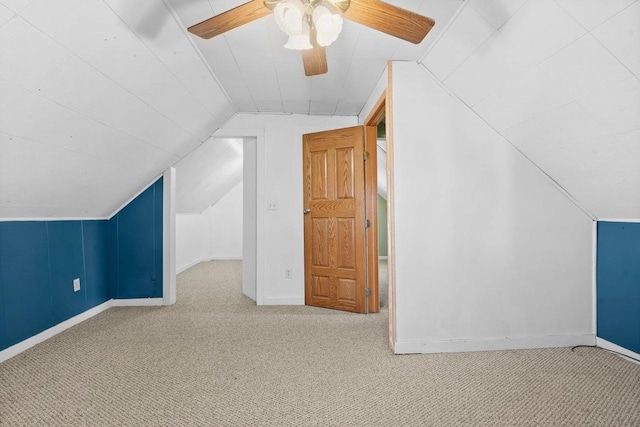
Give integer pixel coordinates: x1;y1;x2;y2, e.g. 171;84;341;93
177;257;243;274
393;334;596;355
111;298;164;307
597;338;640;364
1;297;167;363
0;300;112;364
262;296;305;306
177;258;203;274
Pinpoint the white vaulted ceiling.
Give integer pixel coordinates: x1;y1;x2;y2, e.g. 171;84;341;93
0;0;462;219
1;0;638;220
174;137;244;213
0;0;235;218
166;0;463;115
422;0;640;219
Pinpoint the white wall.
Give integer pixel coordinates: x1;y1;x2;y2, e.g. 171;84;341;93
219;114;357;305
176;213;207;273
389;62;594;354
208;181;244;259
243;138;258;301
176;181;244;273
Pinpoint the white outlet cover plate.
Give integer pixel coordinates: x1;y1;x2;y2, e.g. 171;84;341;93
73;278;80;292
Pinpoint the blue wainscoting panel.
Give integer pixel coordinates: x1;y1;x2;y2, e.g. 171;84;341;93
597;222;640;353
114;178;163;299
107;216;119;299
48;221;87;324
0;222;53;348
0;179;163;352
82;220;110;307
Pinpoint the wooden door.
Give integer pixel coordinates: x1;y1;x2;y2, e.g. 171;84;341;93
303;126;367;313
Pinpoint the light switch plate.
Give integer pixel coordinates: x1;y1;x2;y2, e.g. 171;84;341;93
73;278;80;292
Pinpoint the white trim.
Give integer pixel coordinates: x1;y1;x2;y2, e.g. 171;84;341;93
597;338;640;364
393;334;596;355
107;174;163;220
262;296;305;306
256;135;266;305
592;220;597;335
163;167;177;306
0;217;108;222
378;256;388;260
213;129;266;306
0;301;112;364
177;257;244;275
214;128;265;138
177;258;203;274
111;298;164;307
597;218;640;223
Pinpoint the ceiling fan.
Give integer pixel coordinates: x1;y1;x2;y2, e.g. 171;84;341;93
187;0;435;76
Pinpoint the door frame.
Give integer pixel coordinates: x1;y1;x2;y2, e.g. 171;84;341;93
364;84;396;350
213;128;266;305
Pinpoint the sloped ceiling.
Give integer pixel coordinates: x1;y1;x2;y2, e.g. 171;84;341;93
166;0;464;115
174;137;243;213
0;0;463;219
422;0;640;219
0;0;235;218
1;0;637;220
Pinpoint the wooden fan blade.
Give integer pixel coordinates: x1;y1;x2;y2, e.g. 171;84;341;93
302;45;328;76
302;28;328;76
342;0;435;44
188;0;272;39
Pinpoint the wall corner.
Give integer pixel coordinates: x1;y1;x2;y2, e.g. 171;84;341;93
163;167;177;305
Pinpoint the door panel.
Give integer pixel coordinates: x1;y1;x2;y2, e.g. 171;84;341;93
303;126;366;313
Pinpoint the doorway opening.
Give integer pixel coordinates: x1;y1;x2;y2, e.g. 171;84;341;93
173;136;259;304
364;89;396;349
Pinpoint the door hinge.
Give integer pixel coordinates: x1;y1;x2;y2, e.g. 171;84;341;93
365;287;371;297
364;151;370;161
365;219;370;229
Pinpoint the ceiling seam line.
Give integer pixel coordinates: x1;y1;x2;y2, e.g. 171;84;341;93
99;0;225;136
19;10;205;143
418;0;470;65
588;33;640;81
0;76;184;158
0;129;178;169
416;63;597;221
159;0;238;115
552;0;639;80
225;36;259;112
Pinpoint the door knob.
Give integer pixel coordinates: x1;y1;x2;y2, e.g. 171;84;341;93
303;208;311;215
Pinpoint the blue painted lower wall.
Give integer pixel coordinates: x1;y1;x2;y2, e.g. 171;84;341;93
0;177;163;352
0;220;110;351
109;178;163;299
597;221;640;354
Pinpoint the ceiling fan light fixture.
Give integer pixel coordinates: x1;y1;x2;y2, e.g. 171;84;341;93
312;5;343;47
284;21;313;50
274;0;306;36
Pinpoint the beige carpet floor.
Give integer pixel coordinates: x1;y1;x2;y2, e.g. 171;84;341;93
1;260;639;426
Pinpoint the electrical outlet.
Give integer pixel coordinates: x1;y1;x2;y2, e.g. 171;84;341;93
267;200;278;210
285;268;292;279
73;278;80;292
